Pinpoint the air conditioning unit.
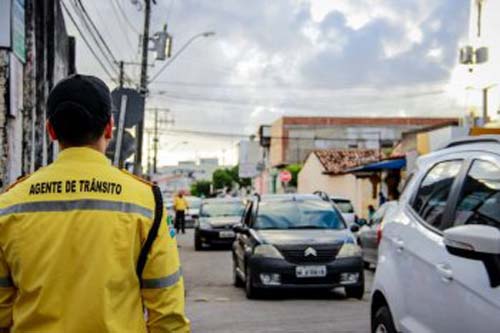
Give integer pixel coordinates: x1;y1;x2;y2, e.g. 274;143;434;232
459;46;474;64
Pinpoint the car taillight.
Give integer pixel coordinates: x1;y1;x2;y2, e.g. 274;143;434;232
376;224;383;246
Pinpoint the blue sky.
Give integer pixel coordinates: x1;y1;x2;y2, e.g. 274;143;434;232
66;0;470;166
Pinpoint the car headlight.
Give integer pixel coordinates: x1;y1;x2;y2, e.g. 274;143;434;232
253;244;284;259
336;243;362;258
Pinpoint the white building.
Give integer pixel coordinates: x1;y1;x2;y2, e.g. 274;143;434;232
458;0;500;124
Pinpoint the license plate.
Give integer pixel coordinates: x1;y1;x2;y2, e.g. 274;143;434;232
219;231;235;238
296;265;327;278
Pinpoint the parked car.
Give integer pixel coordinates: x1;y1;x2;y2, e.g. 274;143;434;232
357;201;397;268
185;196;202;228
331;196;358;226
232;193;363;299
165;198;174;219
371;136;500;333
194;198;246;250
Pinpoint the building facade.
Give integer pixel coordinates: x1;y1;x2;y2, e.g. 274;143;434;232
0;0;75;189
269;117;458;167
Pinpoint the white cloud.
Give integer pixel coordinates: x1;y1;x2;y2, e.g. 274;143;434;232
65;0;470;166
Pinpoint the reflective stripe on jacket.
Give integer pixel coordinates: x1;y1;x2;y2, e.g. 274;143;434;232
0;147;190;333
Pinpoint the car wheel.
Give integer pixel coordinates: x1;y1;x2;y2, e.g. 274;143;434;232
245;266;260;299
372;306;397;333
194;231;202;251
233;258;244;288
363;260;371;269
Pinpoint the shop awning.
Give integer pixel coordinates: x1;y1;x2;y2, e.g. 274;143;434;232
347;158;406;173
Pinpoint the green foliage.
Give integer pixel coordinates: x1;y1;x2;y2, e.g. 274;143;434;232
285;164;302;188
190;180;212;198
231;165;252;188
212;165;252;191
212;168;234;190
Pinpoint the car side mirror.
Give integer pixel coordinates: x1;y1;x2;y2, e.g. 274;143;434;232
350;224;360;233
444;225;500;288
233;224;250;235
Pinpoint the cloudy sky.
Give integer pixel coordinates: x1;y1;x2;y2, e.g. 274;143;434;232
64;0;472;166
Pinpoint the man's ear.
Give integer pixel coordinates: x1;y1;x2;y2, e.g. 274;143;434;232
104;117;114;140
47;121;57;141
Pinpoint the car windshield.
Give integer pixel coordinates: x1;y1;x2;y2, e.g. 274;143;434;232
201;202;245;217
254;199;345;230
333;200;355;214
186;197;202;209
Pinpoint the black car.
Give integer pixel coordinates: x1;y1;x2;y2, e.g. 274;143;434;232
194;198;246;250
232;194;364;299
357;201;397;268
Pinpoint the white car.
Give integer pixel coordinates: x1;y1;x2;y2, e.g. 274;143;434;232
185;196;202;228
371;136;500;333
330;196;358;226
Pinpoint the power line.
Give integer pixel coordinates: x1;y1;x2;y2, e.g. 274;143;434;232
73;0;116;70
154;127;382;143
112;0;140;34
86;0;124;61
109;0;137;52
61;1;116;81
73;0;135;84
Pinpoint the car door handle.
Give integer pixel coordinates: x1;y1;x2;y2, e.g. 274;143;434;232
436;263;453;283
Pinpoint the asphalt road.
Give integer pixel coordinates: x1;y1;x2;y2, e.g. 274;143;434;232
178;230;373;333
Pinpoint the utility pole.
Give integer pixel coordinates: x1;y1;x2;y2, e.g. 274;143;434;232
147;108;173;174
118;61;124;88
134;0;152;175
153;108;159;174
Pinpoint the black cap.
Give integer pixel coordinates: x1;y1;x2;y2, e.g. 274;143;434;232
47;74;113;126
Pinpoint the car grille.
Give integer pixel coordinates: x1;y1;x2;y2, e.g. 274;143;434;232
276;244;342;264
212;224;235;230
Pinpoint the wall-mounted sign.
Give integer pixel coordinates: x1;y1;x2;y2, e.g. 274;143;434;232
0;0;25;63
0;1;12;48
12;0;26;63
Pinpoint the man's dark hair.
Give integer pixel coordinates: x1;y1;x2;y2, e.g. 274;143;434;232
47;74;113;146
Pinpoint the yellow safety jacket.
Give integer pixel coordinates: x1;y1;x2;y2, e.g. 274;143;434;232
0;147;190;333
173;197;188;212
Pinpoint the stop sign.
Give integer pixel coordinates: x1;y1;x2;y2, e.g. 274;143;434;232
279;170;292;183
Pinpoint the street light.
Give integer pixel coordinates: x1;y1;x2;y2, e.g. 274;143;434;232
148;31;216;83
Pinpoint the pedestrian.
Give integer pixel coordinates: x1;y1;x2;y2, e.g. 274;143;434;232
368;204;376;221
0;74;190;333
174;191;189;234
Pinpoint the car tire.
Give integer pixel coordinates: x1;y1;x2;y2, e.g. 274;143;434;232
363;260;371;269
194;231;203;251
233;258;244;288
372;306;397;333
245;266;260;299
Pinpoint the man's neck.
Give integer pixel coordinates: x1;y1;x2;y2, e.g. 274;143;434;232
58;141;106;154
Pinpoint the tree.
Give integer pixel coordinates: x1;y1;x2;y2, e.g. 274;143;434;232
231;165;251;188
212;165;252;192
190;180;212;198
212;168;234;190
